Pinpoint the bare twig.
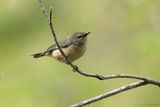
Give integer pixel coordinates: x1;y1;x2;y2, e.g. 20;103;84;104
38;0;48;21
38;0;77;70
37;0;160;107
70;81;149;107
37;0;160;84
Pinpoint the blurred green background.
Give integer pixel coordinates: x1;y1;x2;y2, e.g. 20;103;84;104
0;0;160;107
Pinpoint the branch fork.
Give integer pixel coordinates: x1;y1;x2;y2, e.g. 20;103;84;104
37;0;160;107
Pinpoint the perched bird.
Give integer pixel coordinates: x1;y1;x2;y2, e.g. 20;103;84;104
32;32;91;64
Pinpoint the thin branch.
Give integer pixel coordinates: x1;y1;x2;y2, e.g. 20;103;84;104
70;67;160;86
38;0;77;69
48;7;73;66
38;0;160;84
38;0;48;21
37;0;160;85
37;0;160;107
70;81;149;107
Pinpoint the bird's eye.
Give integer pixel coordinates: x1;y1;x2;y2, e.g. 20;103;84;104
77;35;82;38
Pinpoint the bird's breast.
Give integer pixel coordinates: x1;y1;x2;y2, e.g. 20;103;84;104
51;43;86;63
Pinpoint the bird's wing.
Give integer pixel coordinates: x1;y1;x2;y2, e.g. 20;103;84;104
44;38;72;53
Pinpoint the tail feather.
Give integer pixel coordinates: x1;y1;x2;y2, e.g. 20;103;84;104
32;52;45;58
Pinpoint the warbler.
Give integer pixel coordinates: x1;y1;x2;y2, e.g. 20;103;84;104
32;32;91;64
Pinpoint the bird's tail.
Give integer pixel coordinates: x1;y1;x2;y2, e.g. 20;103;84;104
31;52;45;58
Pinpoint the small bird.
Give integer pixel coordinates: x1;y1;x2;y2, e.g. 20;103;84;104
32;32;91;64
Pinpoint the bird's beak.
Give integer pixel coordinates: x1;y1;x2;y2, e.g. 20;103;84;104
84;32;91;37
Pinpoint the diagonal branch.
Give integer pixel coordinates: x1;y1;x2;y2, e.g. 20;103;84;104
38;0;49;21
38;0;77;70
38;0;160;85
70;81;149;107
37;0;160;107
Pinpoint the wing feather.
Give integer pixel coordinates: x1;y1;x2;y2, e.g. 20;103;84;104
44;38;72;54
